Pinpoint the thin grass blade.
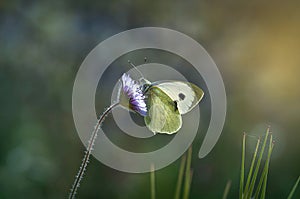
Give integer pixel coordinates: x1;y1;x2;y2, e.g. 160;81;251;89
240;133;246;199
248;128;270;198
150;163;156;199
287;176;300;199
183;146;192;199
254;173;265;199
260;135;273;199
222;180;232;199
174;154;186;199
254;134;273;199
244;138;260;198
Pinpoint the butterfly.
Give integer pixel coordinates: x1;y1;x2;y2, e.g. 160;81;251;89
140;78;204;134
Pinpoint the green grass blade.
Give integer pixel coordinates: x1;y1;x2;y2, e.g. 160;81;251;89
183;146;193;199
287;176;300;199
254;172;265;199
174;154;186;199
222;180;232;199
240;133;246;199
189;169;194;193
253;163;266;199
260;135;273;199
244;137;261;197
254;134;273;199
248;128;270;198
150;163;156;199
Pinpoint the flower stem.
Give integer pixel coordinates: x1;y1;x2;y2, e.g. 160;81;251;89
69;102;119;199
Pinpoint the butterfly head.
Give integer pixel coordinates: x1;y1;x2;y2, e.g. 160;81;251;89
138;78;152;94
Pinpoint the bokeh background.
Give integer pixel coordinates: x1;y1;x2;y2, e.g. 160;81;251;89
1;0;300;198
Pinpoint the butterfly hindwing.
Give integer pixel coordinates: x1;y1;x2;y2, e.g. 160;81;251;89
144;86;182;134
154;81;204;114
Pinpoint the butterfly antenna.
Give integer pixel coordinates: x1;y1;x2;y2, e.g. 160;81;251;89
128;60;145;79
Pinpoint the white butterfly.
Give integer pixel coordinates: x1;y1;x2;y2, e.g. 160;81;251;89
140;78;204;134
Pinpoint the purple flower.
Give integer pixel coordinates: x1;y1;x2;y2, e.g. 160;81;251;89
119;73;147;116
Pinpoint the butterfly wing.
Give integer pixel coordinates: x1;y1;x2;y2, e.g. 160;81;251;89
144;86;182;134
154;81;204;114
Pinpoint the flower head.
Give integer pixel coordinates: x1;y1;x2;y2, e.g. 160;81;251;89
119;73;147;116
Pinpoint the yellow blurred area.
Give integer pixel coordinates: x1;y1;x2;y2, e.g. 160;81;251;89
216;4;300;125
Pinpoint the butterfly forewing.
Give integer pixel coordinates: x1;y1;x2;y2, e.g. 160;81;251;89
154;81;204;114
144;86;182;134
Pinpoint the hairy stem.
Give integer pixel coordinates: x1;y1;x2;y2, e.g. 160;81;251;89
69;102;119;199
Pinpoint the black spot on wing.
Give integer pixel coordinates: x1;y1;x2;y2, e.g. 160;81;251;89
173;101;178;111
178;93;185;100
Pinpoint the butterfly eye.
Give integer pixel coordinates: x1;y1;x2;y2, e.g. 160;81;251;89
142;84;150;93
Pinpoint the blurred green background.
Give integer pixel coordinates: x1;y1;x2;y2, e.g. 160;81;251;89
1;0;300;198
